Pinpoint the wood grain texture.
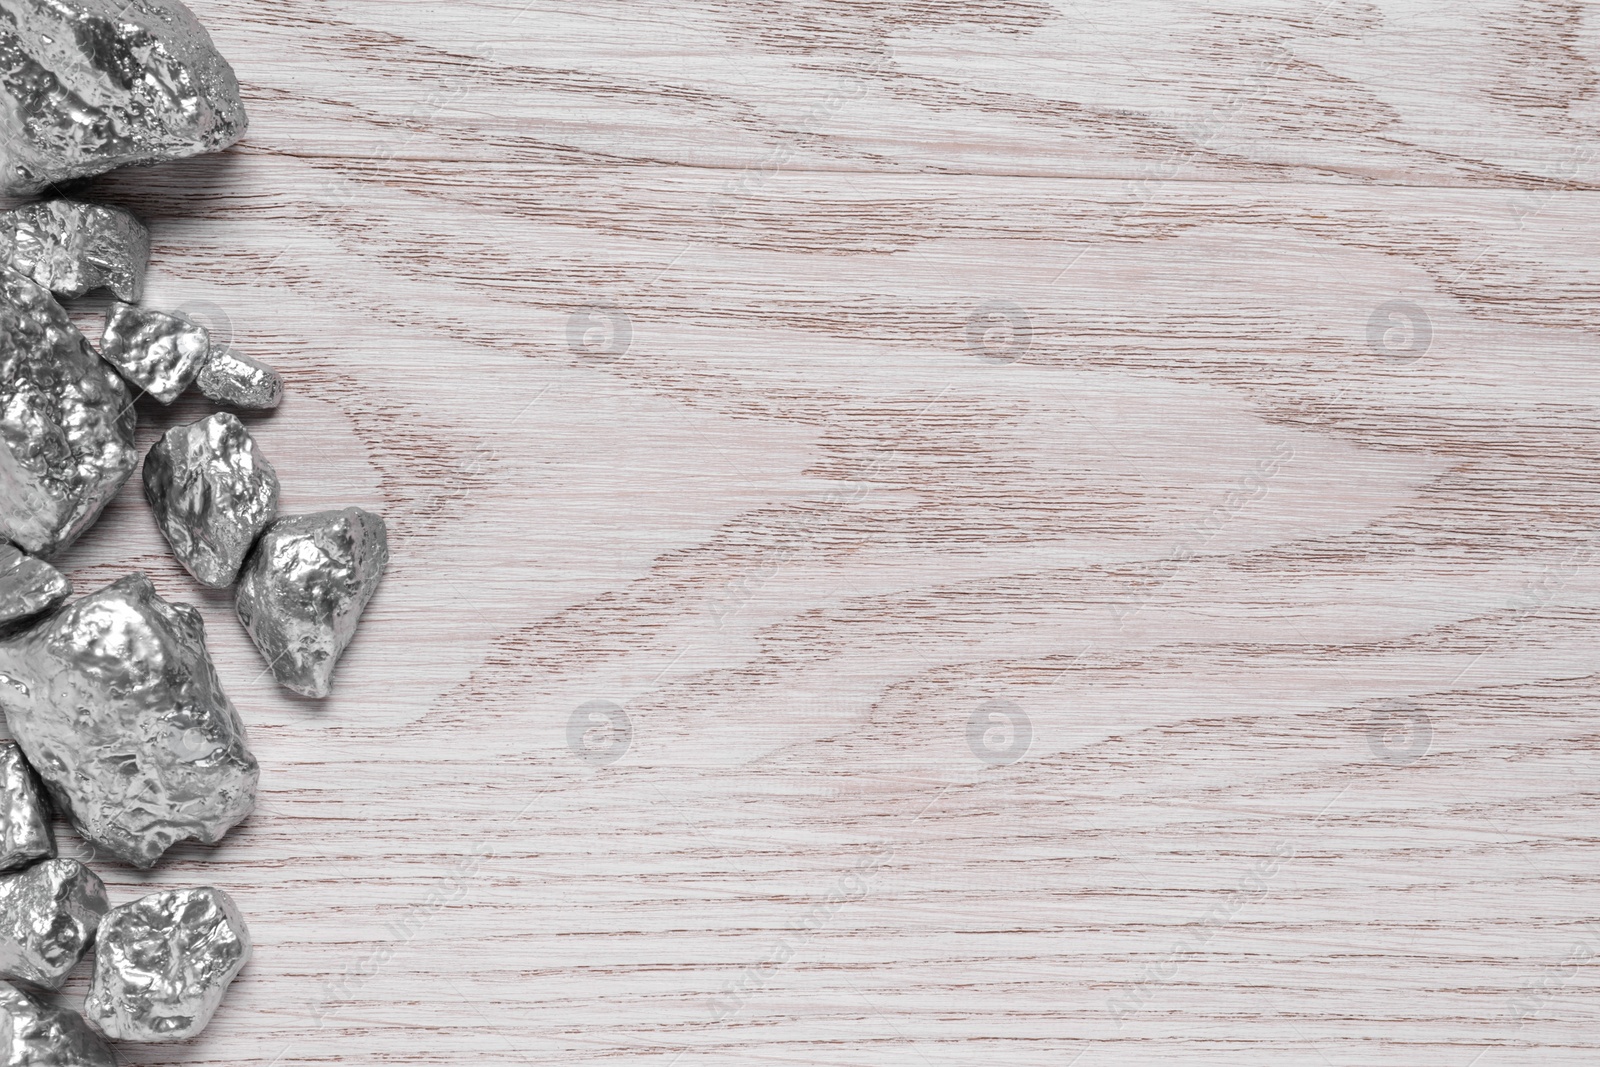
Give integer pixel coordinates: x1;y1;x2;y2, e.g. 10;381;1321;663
11;0;1600;1063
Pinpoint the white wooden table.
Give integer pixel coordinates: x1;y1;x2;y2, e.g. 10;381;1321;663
25;1;1600;1062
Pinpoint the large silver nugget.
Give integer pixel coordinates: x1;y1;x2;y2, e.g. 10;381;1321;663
0;980;115;1066
143;413;278;588
236;508;388;698
0;0;248;195
0;201;148;301
0;860;106;990
196;347;283;410
0;743;49;872
0;573;259;868
100;303;208;405
0;544;68;627
0;268;137;557
84;886;249;1042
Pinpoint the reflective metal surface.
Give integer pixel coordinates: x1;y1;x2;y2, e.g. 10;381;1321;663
0;201;148;302
0;744;49;873
100;303;209;405
0;573;259;868
84;886;249;1042
0;268;137;557
0;0;248;194
0;860;106;990
0;545;68;627
143;413;279;588
0;980;115;1065
235;508;389;698
196;348;284;410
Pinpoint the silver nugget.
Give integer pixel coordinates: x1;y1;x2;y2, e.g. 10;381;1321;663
236;508;389;698
197;347;284;410
144;414;279;588
0;980;115;1066
0;0;248;195
0;545;68;627
0;269;137;557
0;860;106;990
84;886;249;1042
0;201;149;301
100;303;209;405
0;744;50;873
0;573;259;868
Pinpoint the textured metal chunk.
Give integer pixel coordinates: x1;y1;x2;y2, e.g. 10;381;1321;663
0;573;259;868
196;348;283;410
0;0;249;195
236;508;388;698
0;860;106;990
0;544;68;627
0;743;49;873
100;303;208;405
143;413;278;588
84;886;249;1042
0;980;115;1066
0;201;148;301
0;267;137;557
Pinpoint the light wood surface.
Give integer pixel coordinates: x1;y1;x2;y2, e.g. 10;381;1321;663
14;0;1600;1063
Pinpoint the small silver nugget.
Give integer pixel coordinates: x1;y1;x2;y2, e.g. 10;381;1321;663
0;546;69;627
0;0;248;195
144;413;280;588
0;980;115;1065
0;573;259;868
100;303;210;405
236;508;389;698
0;269;138;557
0;200;149;301
0;860;107;990
197;347;285;410
0;744;50;873
84;886;250;1042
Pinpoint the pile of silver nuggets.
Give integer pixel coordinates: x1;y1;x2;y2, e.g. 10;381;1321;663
0;0;389;1060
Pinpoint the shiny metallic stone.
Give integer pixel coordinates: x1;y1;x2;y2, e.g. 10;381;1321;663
236;508;388;698
84;886;249;1042
0;201;148;302
143;413;278;588
0;860;106;990
0;267;137;557
0;544;67;627
0;573;259;868
100;302;209;405
0;0;249;195
0;743;49;873
196;347;283;410
0;980;115;1066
